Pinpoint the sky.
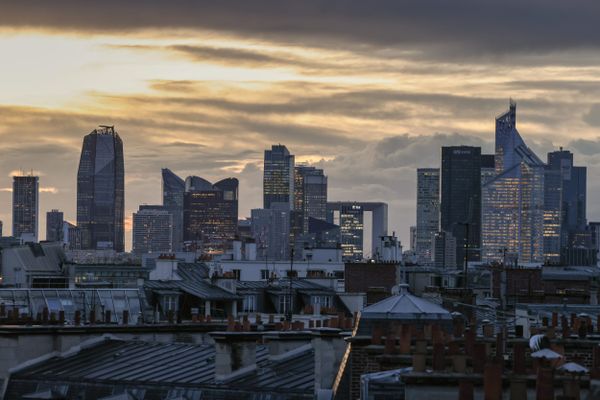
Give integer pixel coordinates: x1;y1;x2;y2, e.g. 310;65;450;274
2;1;600;251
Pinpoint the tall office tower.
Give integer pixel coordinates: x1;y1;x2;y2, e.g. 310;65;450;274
416;168;439;265
162;168;185;251
543;165;562;263
132;205;173;255
46;209;64;242
441;146;482;265
12;175;39;241
482;101;545;263
0;220;3;237
183;176;238;253
547;149;587;246
264;145;295;209
251;203;291;261
294;165;328;232
77;126;125;252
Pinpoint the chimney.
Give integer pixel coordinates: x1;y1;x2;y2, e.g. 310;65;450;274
311;329;345;392
483;360;503;400
211;332;260;381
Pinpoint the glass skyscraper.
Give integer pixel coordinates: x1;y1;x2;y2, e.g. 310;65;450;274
294;165;328;233
482;101;545;263
183;176;238;253
416;168;439;265
264;145;295;209
76;126;125;252
162;168;185;251
12;175;39;241
441;146;482;264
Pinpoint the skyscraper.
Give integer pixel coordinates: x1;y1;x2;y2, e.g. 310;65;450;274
264;145;295;209
294;165;328;232
162;168;185;251
441;146;482;264
416;168;439;265
482;101;545;263
251;203;291;261
183;176;238;253
132;205;173;255
76;125;125;252
12;175;39;241
46;209;64;242
547;149;587;244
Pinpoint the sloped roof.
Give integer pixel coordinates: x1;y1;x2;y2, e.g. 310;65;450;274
145;280;240;301
3;242;65;273
7;338;314;399
360;285;451;321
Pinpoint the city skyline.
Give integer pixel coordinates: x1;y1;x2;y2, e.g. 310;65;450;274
4;2;600;251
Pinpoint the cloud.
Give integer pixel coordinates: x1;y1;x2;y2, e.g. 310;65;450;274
2;1;600;60
40;187;59;194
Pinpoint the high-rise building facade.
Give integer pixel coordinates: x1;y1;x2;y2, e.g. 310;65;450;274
482;101;545;263
132;205;173;255
12;175;39;241
251;203;291;261
264;145;295;209
441;146;482;264
46;209;64;242
162;168;185;252
76;126;125;252
294;165;328;233
547;149;587;245
183;177;238;253
416;168;439;265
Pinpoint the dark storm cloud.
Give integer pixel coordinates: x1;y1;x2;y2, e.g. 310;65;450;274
3;1;600;57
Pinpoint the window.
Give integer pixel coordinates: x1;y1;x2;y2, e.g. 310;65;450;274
261;269;269;280
311;295;331;308
242;295;257;312
286;270;298;278
279;295;291;314
232;269;241;280
163;295;178;312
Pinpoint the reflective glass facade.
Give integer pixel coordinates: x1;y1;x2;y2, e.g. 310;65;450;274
482;102;545;263
183;177;238;253
162;168;185;251
77;126;125;252
416;168;439;265
264;145;295;209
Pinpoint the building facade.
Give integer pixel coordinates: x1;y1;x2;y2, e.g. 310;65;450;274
294;165;328;233
441;146;482;264
251;203;291;261
161;168;185;252
482;101;545;263
76;126;125;252
183;177;238;253
12;175;39;242
46;209;64;242
264;145;295;209
132;205;173;255
416;168;439;265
